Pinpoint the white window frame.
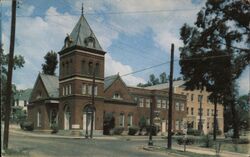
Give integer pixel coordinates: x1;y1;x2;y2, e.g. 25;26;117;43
128;114;133;127
139;98;144;107
162;100;166;109
37;111;41;127
88;85;92;95
180;103;184;111
119;113;125;127
157;99;161;108
65;86;68;95
94;85;98;96
145;99;150;108
82;84;87;95
62;87;65;96
69;84;72;95
175;102;180;111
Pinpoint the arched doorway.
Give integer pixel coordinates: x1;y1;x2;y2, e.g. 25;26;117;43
64;105;71;130
83;105;95;133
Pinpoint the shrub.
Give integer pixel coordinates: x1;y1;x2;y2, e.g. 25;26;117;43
175;131;185;136
113;127;124;135
51;123;59;134
177;137;195;145
21;121;34;131
232;138;249;144
201;134;213;147
128;126;139;135
187;129;202;136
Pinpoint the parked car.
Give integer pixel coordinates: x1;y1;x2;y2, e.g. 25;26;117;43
225;129;234;138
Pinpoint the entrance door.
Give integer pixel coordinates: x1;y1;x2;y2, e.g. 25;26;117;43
64;106;71;130
83;105;95;133
162;120;166;133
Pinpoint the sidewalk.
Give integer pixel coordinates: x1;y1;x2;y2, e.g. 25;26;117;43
175;145;249;157
10;129;118;140
143;144;249;157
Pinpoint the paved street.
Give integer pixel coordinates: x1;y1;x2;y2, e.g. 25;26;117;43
6;132;174;157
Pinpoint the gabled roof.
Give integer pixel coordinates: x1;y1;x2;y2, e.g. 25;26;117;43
104;75;119;90
144;80;185;90
39;73;59;98
62;15;103;51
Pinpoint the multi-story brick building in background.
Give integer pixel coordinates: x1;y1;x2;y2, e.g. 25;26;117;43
145;81;224;134
27;14;187;135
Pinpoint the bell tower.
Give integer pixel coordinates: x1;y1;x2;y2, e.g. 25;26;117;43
58;11;106;133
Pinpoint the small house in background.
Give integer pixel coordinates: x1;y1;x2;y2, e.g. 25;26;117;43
13;88;33;114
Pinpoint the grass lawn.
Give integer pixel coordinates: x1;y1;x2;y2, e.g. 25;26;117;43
168;149;216;157
145;146;216;157
217;143;249;154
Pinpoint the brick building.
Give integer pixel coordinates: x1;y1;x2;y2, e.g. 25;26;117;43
28;14;187;135
145;81;224;134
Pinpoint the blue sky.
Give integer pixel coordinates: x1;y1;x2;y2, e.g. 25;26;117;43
1;0;249;95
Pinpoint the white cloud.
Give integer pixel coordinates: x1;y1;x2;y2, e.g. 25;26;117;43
105;53;146;85
3;5;145;89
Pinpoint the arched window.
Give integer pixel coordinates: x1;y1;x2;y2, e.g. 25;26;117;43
66;61;69;75
88;62;93;74
128;114;133;127
37;110;42;127
62;62;65;76
81;60;85;74
95;63;99;76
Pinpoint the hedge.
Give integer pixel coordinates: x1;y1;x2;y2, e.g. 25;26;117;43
20;121;34;131
128;126;139;135
113;127;124;135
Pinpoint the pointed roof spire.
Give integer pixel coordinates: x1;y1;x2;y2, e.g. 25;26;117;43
62;14;103;51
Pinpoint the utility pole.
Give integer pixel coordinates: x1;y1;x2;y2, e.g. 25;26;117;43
0;0;3;153
148;96;154;146
3;0;17;150
90;67;96;138
167;44;174;149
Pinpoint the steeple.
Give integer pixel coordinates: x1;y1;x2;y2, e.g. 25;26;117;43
62;12;103;51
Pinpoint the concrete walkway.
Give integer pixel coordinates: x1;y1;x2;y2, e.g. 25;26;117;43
10;129;118;140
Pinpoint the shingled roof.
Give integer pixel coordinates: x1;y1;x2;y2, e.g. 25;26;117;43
39;73;59;98
104;75;119;90
62;15;103;51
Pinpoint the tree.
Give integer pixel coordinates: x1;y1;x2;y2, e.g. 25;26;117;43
137;72;180;87
1;50;25;120
42;51;58;75
224;95;250;132
160;72;168;83
149;74;159;85
179;0;250;139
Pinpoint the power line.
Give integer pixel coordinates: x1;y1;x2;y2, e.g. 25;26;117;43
115;53;232;80
13;8;200;18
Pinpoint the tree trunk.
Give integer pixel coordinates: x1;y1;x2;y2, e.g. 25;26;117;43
213;99;217;141
231;101;239;138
